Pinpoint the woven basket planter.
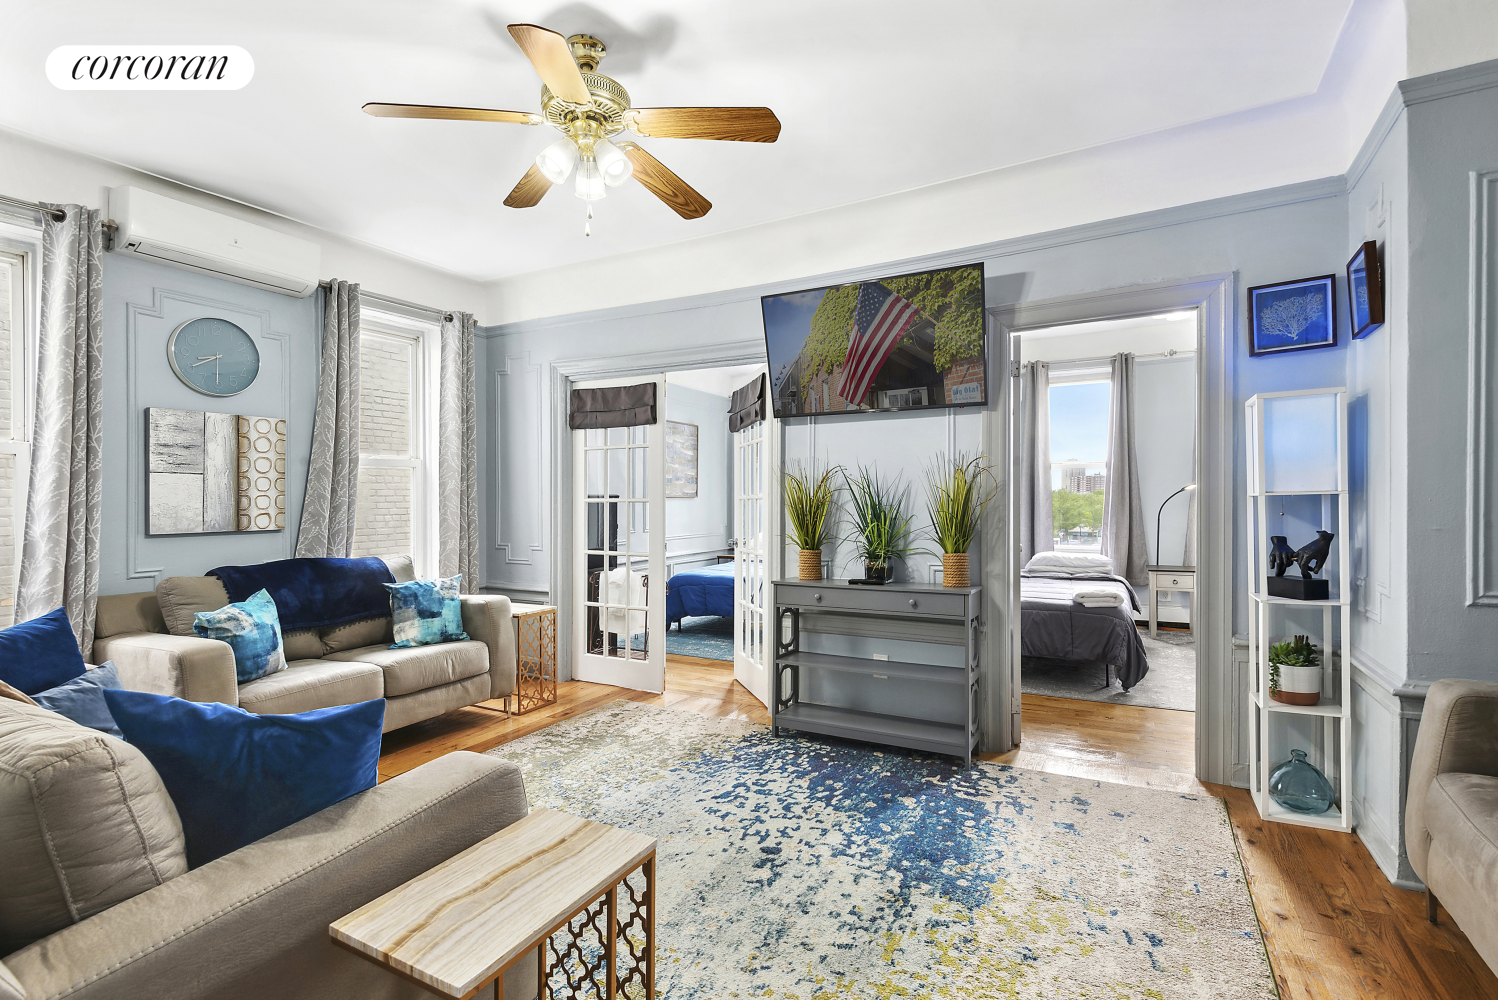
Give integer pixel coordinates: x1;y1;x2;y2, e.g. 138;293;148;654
798;549;823;581
942;553;971;588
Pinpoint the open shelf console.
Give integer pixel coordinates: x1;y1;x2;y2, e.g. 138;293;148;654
771;580;981;766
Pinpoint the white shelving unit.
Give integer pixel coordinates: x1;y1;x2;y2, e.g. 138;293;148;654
1245;387;1353;833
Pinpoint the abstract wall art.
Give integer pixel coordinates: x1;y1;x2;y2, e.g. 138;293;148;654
147;407;286;535
666;420;699;498
1247;274;1338;357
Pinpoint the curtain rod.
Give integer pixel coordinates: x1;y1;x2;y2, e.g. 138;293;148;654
0;194;66;222
1043;349;1195;367
318;280;453;323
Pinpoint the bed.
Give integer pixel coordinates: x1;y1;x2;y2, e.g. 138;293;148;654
1021;570;1150;690
666;562;735;627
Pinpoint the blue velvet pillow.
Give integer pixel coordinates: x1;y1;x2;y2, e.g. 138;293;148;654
31;660;124;737
192;588;286;683
103;689;384;868
0;606;86;695
385;575;469;648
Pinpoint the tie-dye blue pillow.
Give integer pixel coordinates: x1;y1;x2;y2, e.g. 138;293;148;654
385;575;470;648
193;588;286;683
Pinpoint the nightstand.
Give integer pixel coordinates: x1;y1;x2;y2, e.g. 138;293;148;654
1147;565;1195;638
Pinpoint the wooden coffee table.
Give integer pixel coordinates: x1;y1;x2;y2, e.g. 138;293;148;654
330;808;657;999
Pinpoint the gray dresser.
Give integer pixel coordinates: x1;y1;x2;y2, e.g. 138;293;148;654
771;579;982;766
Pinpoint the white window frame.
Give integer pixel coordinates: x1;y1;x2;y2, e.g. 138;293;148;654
0;219;41;620
356;306;439;578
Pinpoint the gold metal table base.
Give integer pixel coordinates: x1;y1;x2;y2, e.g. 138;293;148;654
513;605;558;715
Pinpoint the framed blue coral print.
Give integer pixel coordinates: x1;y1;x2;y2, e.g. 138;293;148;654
1248;274;1337;357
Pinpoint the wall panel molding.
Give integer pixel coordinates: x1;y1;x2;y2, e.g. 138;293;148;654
493;353;545;567
1467;169;1498;606
125;287;291;586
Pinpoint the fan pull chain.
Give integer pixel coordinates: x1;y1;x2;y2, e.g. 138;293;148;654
584;202;594;237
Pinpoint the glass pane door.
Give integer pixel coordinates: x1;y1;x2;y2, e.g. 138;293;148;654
572;375;666;693
732;377;774;706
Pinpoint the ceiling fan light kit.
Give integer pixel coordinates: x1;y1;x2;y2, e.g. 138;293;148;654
364;23;780;234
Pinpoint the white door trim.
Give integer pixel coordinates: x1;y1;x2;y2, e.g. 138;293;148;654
983;273;1237;785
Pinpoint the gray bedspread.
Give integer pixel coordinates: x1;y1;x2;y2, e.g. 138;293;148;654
1020;571;1150;690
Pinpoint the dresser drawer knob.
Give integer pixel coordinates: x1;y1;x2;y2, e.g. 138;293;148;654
908;599;918;609
813;593;822;603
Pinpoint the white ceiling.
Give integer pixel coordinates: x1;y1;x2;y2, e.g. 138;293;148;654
666;363;763;400
0;1;1357;284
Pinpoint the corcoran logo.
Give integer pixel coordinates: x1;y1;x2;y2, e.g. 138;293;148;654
46;46;253;90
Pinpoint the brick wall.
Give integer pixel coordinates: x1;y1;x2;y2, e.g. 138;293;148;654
351;332;414;560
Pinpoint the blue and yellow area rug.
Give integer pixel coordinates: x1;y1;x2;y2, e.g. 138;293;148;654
486;701;1275;999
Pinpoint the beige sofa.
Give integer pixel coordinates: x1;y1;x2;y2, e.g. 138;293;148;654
91;555;515;732
1405;678;1498;973
0;696;536;1000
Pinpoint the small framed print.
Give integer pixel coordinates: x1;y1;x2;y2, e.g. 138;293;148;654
665;420;698;498
1347;240;1384;339
1248;274;1338;357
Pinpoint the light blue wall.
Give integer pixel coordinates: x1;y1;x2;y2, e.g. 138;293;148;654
480;183;1356;621
664;383;731;576
99;253;320;595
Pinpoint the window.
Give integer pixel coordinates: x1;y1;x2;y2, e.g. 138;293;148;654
350;309;438;574
0;232;36;628
1048;379;1110;553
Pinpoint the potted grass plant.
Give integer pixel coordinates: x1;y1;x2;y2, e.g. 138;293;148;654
784;464;840;581
924;453;998;588
1269;635;1322;706
841;467;915;584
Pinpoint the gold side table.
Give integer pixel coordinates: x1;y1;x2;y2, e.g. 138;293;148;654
511;603;558;715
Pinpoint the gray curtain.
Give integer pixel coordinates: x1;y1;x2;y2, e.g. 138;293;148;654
16;205;103;655
1019;360;1053;563
296;280;360;558
438;311;478;592
1101;352;1149;584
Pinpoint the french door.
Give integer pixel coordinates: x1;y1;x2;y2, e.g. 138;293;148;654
732;373;776;706
571;374;666;693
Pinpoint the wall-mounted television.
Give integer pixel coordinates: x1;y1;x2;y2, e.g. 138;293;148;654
760;262;986;418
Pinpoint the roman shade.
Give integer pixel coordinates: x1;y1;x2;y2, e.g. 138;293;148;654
728;374;766;432
569;382;657;429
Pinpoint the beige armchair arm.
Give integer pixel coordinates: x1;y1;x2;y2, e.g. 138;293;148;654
4;752;534;1000
460;594;517;701
1404;678;1498;881
91;632;239;706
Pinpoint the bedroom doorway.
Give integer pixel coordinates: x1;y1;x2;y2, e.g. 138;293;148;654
988;300;1210;772
656;364;774;708
1014;314;1198;716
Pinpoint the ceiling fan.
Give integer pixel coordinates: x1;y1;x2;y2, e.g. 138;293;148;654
364;24;781;233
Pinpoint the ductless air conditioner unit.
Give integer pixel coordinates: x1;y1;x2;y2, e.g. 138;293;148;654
109;186;321;298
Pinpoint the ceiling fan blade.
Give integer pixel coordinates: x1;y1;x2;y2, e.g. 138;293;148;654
628;107;781;143
362;103;538;125
618;143;711;219
507;24;591;105
504;164;554;209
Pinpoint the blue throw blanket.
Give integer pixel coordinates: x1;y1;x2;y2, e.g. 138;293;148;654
208;557;395;633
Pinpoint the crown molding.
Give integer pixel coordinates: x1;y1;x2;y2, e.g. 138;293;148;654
1399;56;1498;107
478;176;1345;337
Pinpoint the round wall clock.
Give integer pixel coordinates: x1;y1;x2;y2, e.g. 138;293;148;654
167;318;260;397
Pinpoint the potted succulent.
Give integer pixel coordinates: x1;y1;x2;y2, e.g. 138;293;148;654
1269;635;1322;706
923;453;998;588
841;467;915;584
784;464;840;581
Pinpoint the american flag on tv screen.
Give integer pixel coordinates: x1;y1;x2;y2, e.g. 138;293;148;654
836;282;923;405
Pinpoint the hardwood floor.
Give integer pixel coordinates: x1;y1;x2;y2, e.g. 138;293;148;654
379;656;1498;999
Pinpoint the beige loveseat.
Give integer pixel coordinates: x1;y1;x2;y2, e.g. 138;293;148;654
0;696;536;999
90;555;516;731
1405;678;1498;974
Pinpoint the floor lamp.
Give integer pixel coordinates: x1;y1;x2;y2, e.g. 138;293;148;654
1154;483;1196;566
